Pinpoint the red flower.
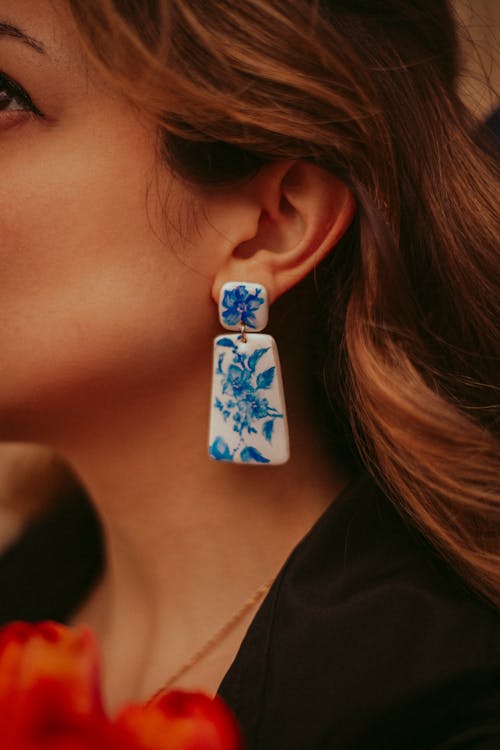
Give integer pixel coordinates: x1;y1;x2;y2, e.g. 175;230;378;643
0;621;242;750
117;692;242;750
0;620;107;749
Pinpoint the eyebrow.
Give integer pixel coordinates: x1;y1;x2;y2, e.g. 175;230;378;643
0;21;46;55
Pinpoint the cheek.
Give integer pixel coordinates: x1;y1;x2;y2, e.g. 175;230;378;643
0;124;212;429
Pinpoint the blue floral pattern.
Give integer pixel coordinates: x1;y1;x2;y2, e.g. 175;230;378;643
209;336;284;463
221;285;265;329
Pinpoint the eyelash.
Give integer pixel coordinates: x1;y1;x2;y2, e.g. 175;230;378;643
0;71;42;116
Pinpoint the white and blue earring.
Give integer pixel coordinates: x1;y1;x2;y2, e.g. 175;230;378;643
208;282;290;465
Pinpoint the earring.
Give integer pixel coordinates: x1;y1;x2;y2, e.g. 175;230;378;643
208;282;290;465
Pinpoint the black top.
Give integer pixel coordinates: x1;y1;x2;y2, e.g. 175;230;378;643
1;473;499;749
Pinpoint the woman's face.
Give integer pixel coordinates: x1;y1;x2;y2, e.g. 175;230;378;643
0;0;220;442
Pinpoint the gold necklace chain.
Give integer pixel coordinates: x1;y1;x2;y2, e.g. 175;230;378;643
147;576;275;705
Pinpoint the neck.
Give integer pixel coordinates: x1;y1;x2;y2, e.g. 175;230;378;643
52;329;349;707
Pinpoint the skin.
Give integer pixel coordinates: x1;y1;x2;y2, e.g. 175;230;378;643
0;0;356;710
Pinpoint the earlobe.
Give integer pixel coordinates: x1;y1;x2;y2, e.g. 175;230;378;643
211;160;356;305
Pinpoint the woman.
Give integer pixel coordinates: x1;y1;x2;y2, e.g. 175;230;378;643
0;0;498;746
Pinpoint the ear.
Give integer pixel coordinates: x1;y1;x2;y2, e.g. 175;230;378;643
211;160;356;305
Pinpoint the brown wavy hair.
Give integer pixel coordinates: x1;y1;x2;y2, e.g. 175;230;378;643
67;0;500;606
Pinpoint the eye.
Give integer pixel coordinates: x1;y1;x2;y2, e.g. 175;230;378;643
0;72;41;115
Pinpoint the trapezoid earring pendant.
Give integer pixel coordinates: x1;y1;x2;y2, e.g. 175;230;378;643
208;281;290;465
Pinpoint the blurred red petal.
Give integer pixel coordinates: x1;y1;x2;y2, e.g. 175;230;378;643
0;621;105;746
0;623;243;750
0;621;102;711
116;690;242;750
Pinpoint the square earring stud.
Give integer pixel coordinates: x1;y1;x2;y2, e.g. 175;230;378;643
218;281;269;332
